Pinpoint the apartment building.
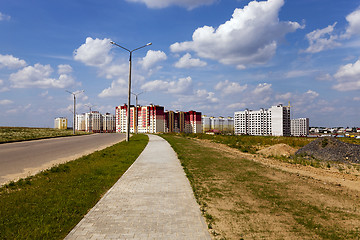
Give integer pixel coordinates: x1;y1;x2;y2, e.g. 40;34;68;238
103;113;116;133
75;114;86;131
234;104;291;136
202;115;234;134
291;118;309;136
75;111;115;133
116;104;165;134
116;104;202;134
54;117;68;129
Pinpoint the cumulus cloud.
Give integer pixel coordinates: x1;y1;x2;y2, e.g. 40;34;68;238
305;89;319;98
170;0;302;68
74;37;113;67
0;54;27;69
0;99;13;105
275;92;292;100
344;8;360;38
253;83;272;95
98;78;128;98
304;8;360;53
304;23;340;53
10;64;76;88
174;53;207;68
140;50;167;70
125;0;217;10
141;76;193;95
333;58;360;91
0;12;10;21
214;80;247;95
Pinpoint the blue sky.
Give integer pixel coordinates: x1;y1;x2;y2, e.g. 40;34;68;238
1;0;360;128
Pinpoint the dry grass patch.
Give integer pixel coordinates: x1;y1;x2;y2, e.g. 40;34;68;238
162;134;360;240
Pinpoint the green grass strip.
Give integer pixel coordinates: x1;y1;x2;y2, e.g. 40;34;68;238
0;127;90;144
0;134;148;239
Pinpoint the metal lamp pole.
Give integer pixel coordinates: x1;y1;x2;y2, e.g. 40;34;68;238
132;91;144;134
66;90;84;135
110;41;152;142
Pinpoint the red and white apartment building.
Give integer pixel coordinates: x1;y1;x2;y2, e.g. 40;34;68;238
115;104;202;134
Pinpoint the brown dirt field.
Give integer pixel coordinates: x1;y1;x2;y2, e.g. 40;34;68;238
191;139;360;240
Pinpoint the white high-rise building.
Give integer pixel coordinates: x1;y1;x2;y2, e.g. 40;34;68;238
75;112;115;133
234;104;290;136
291;118;309;136
75;114;86;131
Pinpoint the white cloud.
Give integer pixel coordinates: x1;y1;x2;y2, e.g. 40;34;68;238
73;37;113;67
10;64;76;89
305;90;319;98
0;99;13;105
275;92;292;100
227;102;246;110
140;50;167;70
7;104;31;114
333;58;360;91
0;12;11;21
141;76;193;95
195;89;218;103
125;0;217;10
0;54;27;69
214;80;247;95
170;0;302;68
304;8;360;53
285;69;317;78
174;53;207;68
98;78;128;98
58;64;73;74
344;8;360;38
316;73;333;81
304;23;340;53
253;83;272;95
353;97;360;101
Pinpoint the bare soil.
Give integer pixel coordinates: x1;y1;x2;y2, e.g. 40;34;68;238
192;139;360;240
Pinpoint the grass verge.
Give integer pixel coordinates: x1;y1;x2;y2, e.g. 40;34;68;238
177;133;314;153
0;127;90;144
161;134;360;240
0;134;148;239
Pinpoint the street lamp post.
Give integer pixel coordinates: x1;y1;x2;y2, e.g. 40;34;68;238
110;41;152;142
66;90;84;135
132;91;144;134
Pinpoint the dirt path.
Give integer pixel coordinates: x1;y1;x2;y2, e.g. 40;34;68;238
196;139;360;192
187;138;360;239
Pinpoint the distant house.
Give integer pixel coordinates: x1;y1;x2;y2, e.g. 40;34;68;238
54;117;68;130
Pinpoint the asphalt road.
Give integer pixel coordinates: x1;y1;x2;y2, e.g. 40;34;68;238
0;133;126;185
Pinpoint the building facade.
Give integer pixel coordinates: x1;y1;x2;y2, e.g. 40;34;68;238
116;104;202;134
54;117;68;129
234;104;291;136
202;115;234;134
291;118;309;136
75;112;115;133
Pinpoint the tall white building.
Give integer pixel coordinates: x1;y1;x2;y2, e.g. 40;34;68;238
103;113;116;133
202;115;234;134
234;104;290;136
291;118;309;136
75;112;115;133
75;114;86;131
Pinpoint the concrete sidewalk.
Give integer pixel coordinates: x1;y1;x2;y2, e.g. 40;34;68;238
65;134;211;240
